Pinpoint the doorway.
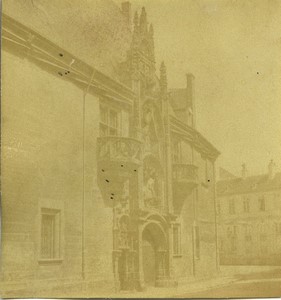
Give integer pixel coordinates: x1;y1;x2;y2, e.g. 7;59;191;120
142;221;167;286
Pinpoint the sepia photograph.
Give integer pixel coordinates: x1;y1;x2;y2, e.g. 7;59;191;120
1;0;281;298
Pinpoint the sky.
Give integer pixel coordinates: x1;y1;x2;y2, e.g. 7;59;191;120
116;0;281;176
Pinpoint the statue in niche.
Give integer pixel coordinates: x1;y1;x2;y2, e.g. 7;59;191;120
119;217;129;249
120;180;130;207
142;104;157;154
143;166;159;207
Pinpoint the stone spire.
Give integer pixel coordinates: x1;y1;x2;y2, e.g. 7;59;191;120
149;23;154;36
132;11;140;49
148;23;155;61
241;163;247;180
160;61;167;96
133;11;139;30
268;159;276;180
139;7;148;34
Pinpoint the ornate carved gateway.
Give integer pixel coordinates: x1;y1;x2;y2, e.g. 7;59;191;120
96;7;178;290
96;6;220;291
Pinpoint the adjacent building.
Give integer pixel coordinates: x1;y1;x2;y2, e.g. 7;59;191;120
217;162;281;265
1;0;220;297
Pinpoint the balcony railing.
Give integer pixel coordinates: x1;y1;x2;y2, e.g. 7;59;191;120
172;163;198;187
97;136;142;166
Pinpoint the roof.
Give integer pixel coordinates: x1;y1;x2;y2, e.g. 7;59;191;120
217;172;281;196
169;88;192;112
169;88;193;124
3;0;131;81
169;115;220;160
219;167;237;180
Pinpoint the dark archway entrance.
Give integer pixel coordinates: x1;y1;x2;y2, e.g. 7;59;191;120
142;222;168;286
142;238;156;285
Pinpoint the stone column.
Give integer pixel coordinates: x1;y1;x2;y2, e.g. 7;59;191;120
112;251;121;292
137;224;145;290
167;223;175;279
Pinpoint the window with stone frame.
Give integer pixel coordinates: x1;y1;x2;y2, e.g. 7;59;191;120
194;225;200;259
229;198;235;215
227;225;237;253
204;158;208;183
258;196;265;211
276;223;281;236
243;197;250;213
172;140;181;163
99;104;120;137
172;223;181;256
40;208;61;260
244;225;252;242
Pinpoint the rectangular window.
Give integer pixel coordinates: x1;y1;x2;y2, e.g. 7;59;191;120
229;198;235;215
173;224;181;256
230;237;237;253
259;196;265;211
205;159;208;183
243;198;250;213
172;141;181;163
41;209;60;260
99;105;120;136
276;223;281;236
245;225;252;241
194;225;200;259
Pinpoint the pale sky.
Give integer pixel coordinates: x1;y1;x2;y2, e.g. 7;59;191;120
116;0;281;176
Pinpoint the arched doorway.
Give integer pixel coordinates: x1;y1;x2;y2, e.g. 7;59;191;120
142;222;168;286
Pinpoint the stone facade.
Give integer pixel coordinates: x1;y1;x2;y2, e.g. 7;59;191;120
217;162;281;265
1;1;220;297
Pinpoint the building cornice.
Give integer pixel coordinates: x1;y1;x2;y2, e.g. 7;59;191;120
2;14;136;107
169;115;220;161
217;187;281;198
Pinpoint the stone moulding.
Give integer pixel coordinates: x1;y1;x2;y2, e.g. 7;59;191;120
2;13;136;107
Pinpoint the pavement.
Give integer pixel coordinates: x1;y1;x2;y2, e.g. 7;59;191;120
111;265;281;298
9;265;279;298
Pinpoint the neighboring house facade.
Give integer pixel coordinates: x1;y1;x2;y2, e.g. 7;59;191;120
1;0;220;297
217;162;281;265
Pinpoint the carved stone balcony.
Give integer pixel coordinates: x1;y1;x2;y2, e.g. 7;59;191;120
97;136;142;207
172;163;198;193
97;136;142;167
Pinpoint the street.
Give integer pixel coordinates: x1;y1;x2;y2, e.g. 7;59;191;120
176;279;281;298
175;267;281;298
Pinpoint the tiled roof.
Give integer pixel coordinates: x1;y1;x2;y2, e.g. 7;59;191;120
169;88;193;125
217;172;281;196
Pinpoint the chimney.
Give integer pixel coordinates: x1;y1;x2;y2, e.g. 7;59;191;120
268;159;276;180
121;2;132;27
241;163;247;179
186;73;196;128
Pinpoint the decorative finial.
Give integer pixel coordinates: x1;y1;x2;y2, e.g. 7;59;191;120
160;61;167;93
149;23;154;36
133;11;139;28
139;7;148;33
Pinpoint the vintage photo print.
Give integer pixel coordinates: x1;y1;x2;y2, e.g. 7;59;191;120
1;0;281;298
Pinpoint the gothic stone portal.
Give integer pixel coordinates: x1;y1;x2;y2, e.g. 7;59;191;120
142;222;168;287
